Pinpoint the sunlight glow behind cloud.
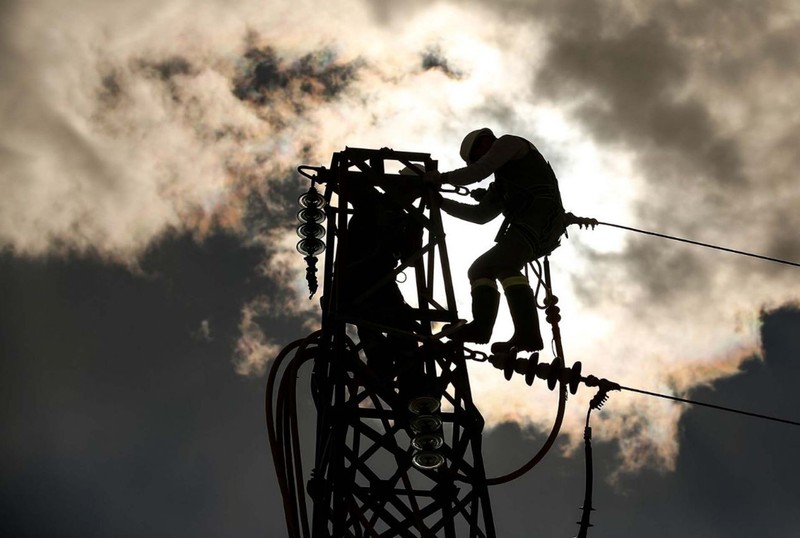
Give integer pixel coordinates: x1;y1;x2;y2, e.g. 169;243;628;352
2;0;798;473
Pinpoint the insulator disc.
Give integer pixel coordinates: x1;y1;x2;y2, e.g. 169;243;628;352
410;414;442;434
296;222;326;239
296;237;325;256
297;207;326;224
504;360;515;381
408;396;441;415
569;361;582;395
412;450;445;470
525;353;539;386
298;189;325;208
547;362;560;391
411;432;444;451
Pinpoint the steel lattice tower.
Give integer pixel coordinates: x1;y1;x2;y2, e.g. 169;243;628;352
272;147;496;537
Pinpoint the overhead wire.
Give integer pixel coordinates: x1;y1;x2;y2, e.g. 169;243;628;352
595;220;800;268
619;384;800;427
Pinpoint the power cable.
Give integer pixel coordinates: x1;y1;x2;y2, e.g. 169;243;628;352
619;384;800;427
596;220;800;269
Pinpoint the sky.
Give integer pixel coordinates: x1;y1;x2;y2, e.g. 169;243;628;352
1;0;799;536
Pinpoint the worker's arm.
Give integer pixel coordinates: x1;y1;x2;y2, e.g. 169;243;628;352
439;185;503;224
441;135;530;186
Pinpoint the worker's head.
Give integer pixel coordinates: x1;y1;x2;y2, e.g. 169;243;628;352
459;128;496;164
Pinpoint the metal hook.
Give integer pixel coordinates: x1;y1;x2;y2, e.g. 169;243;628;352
298;165;325;182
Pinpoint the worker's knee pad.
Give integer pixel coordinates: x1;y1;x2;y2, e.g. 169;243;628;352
470;277;498;291
500;275;529;291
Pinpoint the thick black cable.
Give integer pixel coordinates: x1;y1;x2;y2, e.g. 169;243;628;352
619;385;800;427
485;258;568;486
266;332;322;538
597;220;800;268
266;338;305;538
576;409;594;538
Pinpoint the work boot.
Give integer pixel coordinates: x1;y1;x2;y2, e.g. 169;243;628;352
492;278;543;353
453;280;500;344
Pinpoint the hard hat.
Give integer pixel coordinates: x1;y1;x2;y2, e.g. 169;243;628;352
459;127;495;163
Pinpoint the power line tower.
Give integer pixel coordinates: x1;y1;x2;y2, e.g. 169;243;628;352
267;146;800;537
268;147;496;537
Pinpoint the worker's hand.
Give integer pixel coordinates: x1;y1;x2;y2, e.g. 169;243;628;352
423;170;443;185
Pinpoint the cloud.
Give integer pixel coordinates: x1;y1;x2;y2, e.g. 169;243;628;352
2;0;798;474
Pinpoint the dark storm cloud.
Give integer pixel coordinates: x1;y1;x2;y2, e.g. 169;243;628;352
421;46;463;79
3;246;796;536
535;20;744;187
232;43;361;109
97;69;123;106
139;55;195;81
135;56;196;103
0;231;309;537
483;305;800;537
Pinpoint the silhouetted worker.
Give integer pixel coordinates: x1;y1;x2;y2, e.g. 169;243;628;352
428;128;566;351
336;173;424;384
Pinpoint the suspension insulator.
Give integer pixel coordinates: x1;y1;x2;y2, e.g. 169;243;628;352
412;451;445;470
545;304;561;324
298;187;325;208
304;256;319;298
410;415;443;434
297;221;326;239
295;183;326;299
568;361;582;395
503;352;518;381
297;237;326;257
489;354;507;371
489;352;517;380
297;207;326;224
504;361;515;381
524;352;539;386
546;361;561;390
408;396;441;415
535;362;549;380
411;432;444;451
514;358;529;376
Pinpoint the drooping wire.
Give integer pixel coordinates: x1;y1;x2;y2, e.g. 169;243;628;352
596;220;800;269
619;385;800;427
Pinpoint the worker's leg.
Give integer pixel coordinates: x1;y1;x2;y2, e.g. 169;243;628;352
454;277;501;344
492;274;544;352
456;231;532;344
